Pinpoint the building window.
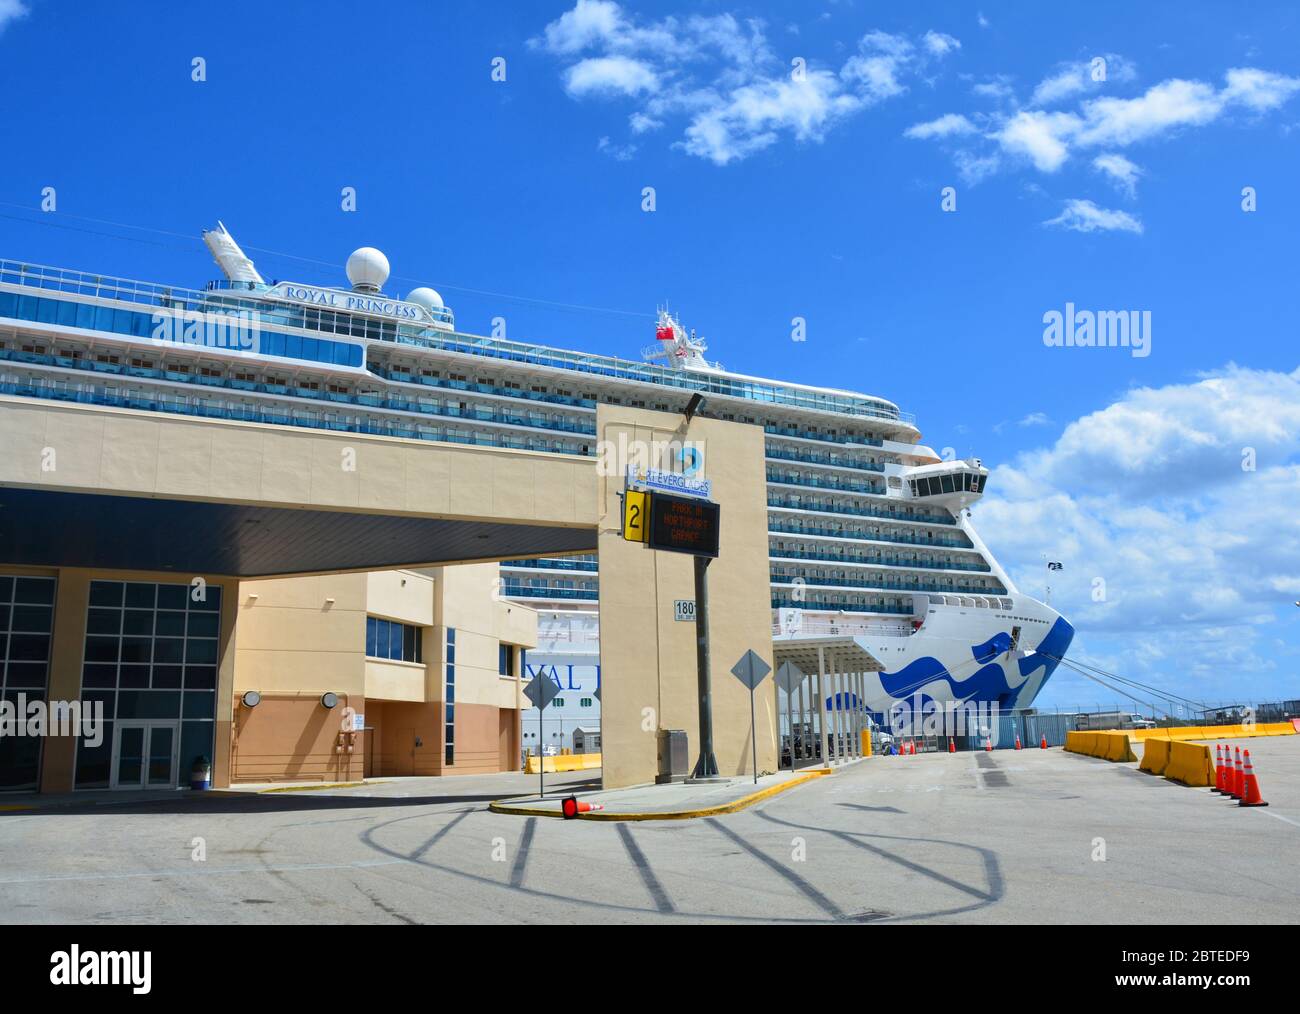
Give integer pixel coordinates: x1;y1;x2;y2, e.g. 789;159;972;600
553;698;565;709
580;698;593;708
365;617;423;664
444;627;455;765
499;643;518;677
75;580;221;790
0;574;56;792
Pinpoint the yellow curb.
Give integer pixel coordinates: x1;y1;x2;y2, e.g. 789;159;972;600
488;767;834;821
0;805;35;812
256;781;385;793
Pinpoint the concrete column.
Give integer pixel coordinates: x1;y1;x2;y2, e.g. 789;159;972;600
816;645;829;766
40;568;89;794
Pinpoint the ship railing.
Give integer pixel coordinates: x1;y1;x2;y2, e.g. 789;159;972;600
772;617;914;638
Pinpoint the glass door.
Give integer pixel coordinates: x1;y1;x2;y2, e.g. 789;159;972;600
112;721;178;789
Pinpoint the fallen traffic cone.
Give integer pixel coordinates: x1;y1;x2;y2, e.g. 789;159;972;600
948;738;955;753
1212;744;1227;794
1040;735;1048;750
1015;734;1022;750
1238;750;1269;807
1229;748;1244;800
561;795;605;819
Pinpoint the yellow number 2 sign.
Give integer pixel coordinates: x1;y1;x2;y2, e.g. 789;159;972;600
623;489;649;543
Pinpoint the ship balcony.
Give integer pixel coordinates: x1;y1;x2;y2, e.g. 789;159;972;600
501;582;600;602
766;472;886;496
500;558;599;573
767;520;973;549
767;495;957;526
768;549;991;573
762;423;884;448
764;446;886;472
771;595;913;616
771;573;1006;596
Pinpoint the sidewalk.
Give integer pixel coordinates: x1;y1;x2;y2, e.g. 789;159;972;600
489;763;854;821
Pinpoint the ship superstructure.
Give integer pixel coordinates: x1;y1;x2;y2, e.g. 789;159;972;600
0;226;1072;723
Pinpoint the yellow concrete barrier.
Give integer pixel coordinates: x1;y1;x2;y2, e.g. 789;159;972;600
524;753;602;774
1164;741;1215;787
1139;738;1170;775
1066;730;1136;761
1132;722;1297;742
1103;732;1137;762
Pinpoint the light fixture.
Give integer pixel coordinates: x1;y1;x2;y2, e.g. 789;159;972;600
241;690;261;708
321;692;339;709
684;392;706;423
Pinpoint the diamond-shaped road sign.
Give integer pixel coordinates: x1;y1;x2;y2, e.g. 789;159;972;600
775;661;805;695
730;649;771;691
523;676;559;710
593;686;601;703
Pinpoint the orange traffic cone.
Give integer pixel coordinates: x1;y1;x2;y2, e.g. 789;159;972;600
909;740;917;756
948;738;955;753
1212;744;1227;794
984;737;993;752
1229;748;1244;800
1040;735;1048;750
1238;750;1268;807
1015;734;1022;750
561;796;605;819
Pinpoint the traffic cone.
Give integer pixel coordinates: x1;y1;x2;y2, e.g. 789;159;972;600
561;796;605;819
948;738;955;753
1015;734;1022;751
1212;744;1226;794
1238;750;1268;807
1040;735;1048;750
1229;748;1243;800
985;737;993;752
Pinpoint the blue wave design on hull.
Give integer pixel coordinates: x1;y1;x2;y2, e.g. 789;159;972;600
876;617;1075;712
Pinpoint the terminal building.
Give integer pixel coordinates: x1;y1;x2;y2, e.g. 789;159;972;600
0;223;1070;795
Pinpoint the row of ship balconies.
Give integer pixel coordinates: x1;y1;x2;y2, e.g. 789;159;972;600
770;572;1006;595
768;494;956;526
766;469;886;496
503;546;990;577
765;445;887;473
767;519;973;549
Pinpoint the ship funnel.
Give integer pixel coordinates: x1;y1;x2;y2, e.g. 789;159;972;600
203;221;264;285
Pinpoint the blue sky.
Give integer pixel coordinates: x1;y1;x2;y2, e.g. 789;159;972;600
1;0;1298;711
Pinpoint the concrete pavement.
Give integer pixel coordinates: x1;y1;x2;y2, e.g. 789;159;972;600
1;742;1296;924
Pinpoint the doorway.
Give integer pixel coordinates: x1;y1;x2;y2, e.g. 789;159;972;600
111;721;179;789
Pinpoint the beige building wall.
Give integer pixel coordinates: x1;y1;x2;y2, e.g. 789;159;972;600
596;406;777;789
229;564;535;784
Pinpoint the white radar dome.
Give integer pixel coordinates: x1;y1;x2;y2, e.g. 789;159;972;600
406;287;445;312
346;247;390;293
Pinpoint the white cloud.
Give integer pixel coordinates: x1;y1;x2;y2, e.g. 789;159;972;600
922;30;961;58
597;136;638;160
1043;198;1143;234
996;110;1080;171
682;71;863;166
903;112;977;140
629;111;663;133
1092;153;1143;197
977;12;990;29
537;5;960;166
564;56;659;98
1019;412;1051;427
535;0;625;55
840;31;915;103
977;366;1300;700
914;64;1300;186
0;0;27;35
1032;56;1136;107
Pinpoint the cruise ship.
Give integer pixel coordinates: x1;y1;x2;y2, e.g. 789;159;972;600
0;223;1073;732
